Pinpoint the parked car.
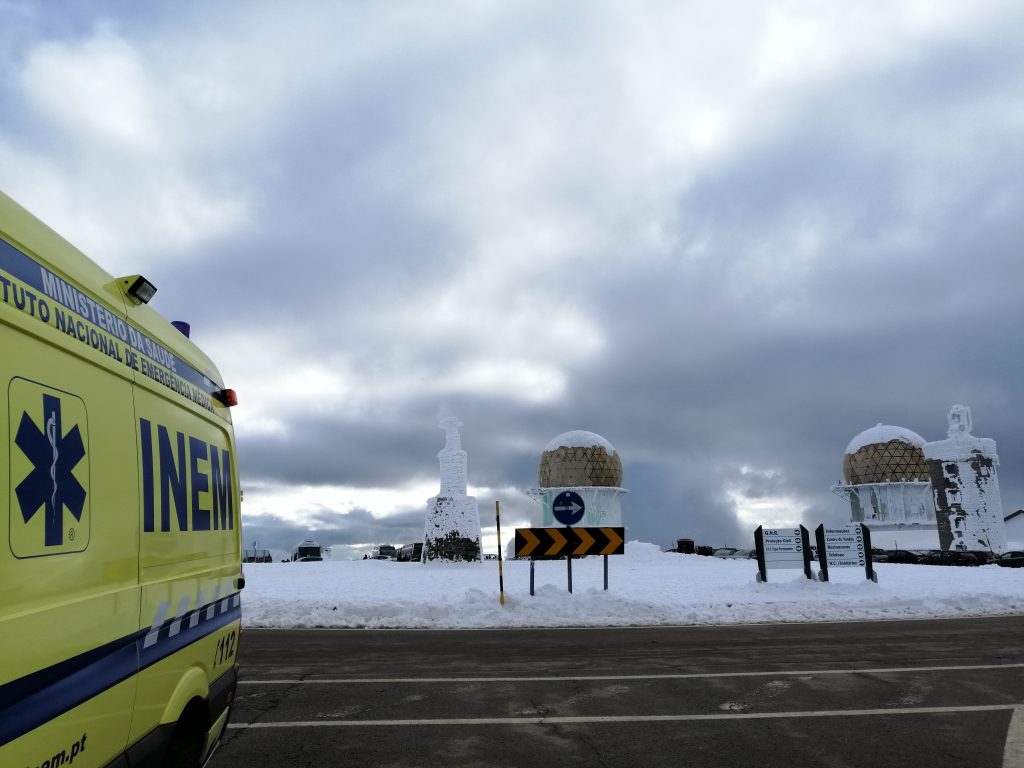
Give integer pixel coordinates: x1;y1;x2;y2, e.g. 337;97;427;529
969;550;999;565
874;549;923;564
396;542;424;562
720;548;755;559
712;548;739;558
292;539;325;562
996;551;1024;568
918;550;983;566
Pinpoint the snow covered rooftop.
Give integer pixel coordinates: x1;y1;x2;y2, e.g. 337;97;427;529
846;424;925;455
544;430;617;454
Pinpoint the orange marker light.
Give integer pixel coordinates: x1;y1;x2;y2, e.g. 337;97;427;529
214;388;238;407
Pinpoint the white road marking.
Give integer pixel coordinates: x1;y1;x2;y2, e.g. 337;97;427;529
239;661;1024;685
1005;707;1024;768
227;703;1020;729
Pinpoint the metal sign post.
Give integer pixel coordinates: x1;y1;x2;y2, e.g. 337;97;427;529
755;525;813;582
815;523;877;583
567;550;573;594
495;501;505;605
515;526;625;595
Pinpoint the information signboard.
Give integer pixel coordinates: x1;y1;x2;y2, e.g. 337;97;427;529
814;523;877;583
754;525;812;582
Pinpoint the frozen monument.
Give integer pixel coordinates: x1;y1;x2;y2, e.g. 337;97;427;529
423;417;481;562
528;430;628;527
924;405;1008;553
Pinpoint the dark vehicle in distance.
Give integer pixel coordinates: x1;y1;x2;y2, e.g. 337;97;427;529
243;547;273;563
875;550;924;564
371;544;397;560
396;542;424;562
996;551;1024;568
970;550;999;565
918;550;984;566
292;540;325;562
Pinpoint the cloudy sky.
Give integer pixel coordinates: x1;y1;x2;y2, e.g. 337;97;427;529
3;0;1022;559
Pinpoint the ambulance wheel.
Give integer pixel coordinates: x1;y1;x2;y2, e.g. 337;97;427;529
163;700;206;767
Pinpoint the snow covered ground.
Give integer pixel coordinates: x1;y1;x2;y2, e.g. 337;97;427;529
241;542;1024;629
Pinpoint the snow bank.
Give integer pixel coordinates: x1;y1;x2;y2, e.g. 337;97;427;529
240;541;1024;629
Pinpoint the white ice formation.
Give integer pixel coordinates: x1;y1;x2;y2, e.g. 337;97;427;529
923;405;1008;553
423;416;482;562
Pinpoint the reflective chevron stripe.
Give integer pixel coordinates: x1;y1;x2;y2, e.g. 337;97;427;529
514;527;625;558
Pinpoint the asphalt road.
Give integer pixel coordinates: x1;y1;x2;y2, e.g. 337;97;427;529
213;616;1024;768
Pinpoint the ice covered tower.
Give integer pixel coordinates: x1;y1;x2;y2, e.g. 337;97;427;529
923;405;1008;553
423;417;482;562
528;430;628;527
437;416;468;495
831;424;934;527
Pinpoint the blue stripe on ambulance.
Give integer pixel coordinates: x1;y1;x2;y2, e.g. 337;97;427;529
0;234;218;396
0;593;241;748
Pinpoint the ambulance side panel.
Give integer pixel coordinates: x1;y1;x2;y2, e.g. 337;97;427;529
0;191;242;768
0;218;141;767
129;373;241;753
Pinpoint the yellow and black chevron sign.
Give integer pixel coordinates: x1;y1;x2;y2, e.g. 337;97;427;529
514;527;625;559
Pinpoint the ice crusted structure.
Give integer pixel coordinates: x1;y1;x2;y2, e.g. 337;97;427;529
529;430;628;527
832;424;934;529
423;417;481;562
923;405;1008;553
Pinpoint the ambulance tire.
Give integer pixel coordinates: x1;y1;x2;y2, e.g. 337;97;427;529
163;699;207;768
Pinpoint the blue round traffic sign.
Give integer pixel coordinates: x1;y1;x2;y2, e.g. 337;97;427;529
552;490;585;525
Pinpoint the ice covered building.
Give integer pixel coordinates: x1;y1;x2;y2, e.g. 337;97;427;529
528;430;628;527
924;405;1008;553
832;424;937;548
423;416;481;562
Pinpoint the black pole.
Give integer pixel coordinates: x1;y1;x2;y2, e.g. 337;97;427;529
530;558;535;596
604;554;608;590
814;524;829;582
567;554;573;594
800;526;813;580
754;526;767;582
862;524;877;583
495;501;505;605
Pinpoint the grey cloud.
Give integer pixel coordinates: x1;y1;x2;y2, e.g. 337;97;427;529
6;2;1024;555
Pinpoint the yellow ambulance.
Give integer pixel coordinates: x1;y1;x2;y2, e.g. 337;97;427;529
0;190;243;768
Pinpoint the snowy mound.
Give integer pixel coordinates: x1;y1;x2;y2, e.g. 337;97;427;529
544;430;617;454
846;424;925;455
241;543;1024;629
